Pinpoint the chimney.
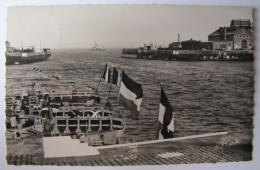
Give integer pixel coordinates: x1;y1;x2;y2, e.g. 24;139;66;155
224;27;226;41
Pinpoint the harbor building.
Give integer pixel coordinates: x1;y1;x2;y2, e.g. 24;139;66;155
208;19;253;50
6;41;14;52
181;39;202;50
168;34;182;50
169;39;213;50
202;42;213;50
144;43;157;50
168;42;182;50
122;19;254;61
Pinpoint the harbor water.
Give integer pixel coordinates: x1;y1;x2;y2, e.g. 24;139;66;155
6;48;254;142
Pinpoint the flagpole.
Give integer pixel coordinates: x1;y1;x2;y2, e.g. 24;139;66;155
106;69;113;107
116;68;123;117
96;64;106;92
95;77;102;92
117;69;122;107
155;84;162;140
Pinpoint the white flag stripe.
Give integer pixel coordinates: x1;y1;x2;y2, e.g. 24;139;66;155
168;117;174;131
158;103;165;124
120;81;141;111
135;98;142;112
117;73;121;87
158;130;163;139
105;67;109;82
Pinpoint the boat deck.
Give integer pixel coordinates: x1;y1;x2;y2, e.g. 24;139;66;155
6;131;252;166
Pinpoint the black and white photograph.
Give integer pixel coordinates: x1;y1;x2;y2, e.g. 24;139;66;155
1;1;259;168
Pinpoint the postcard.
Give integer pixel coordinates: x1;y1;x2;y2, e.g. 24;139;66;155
2;3;257;167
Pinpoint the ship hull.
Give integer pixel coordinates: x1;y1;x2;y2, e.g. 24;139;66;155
6;53;51;65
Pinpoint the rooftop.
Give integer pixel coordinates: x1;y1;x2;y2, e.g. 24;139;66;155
230;19;251;28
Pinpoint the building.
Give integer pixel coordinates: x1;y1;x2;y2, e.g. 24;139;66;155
202;42;213;50
6;41;15;52
230;19;252;29
168;42;182;50
144;43;157;50
181;39;202;50
168;39;211;50
168;34;182;50
208;19;253;50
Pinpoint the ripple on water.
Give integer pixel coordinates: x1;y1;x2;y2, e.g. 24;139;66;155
5;49;254;141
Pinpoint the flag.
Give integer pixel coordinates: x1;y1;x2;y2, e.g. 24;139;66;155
33;67;42;72
119;70;143;119
102;64;111;83
157;86;174;139
112;68;121;87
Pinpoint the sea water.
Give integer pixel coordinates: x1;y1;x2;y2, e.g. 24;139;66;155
6;48;254;142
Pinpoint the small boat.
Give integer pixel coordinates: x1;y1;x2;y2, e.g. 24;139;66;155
5;82;126;145
6;64;143;146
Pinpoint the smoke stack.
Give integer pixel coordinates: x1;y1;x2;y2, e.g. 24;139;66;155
224;27;226;41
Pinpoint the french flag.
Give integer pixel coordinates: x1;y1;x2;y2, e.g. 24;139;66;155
102;64;111;83
157;86;174;139
119;70;143;119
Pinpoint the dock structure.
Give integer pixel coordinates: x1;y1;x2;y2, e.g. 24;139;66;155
122;48;254;61
50;114;124;135
6;131;252;166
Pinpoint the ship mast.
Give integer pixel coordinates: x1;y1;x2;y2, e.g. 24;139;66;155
106;72;113;108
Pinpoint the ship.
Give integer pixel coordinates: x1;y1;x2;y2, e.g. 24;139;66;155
5;81;130;146
91;42;105;51
5;41;51;65
5;63;143;146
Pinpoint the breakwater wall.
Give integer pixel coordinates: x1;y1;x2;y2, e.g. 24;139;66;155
122;48;254;61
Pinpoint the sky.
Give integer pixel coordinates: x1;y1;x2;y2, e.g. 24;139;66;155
6;5;253;49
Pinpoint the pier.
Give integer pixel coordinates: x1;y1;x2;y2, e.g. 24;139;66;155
122;48;254;61
6;131;252;165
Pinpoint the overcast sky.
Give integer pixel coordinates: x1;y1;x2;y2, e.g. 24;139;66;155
6;5;253;49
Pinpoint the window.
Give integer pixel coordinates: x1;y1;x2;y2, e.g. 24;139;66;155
241;39;247;49
220;44;226;48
